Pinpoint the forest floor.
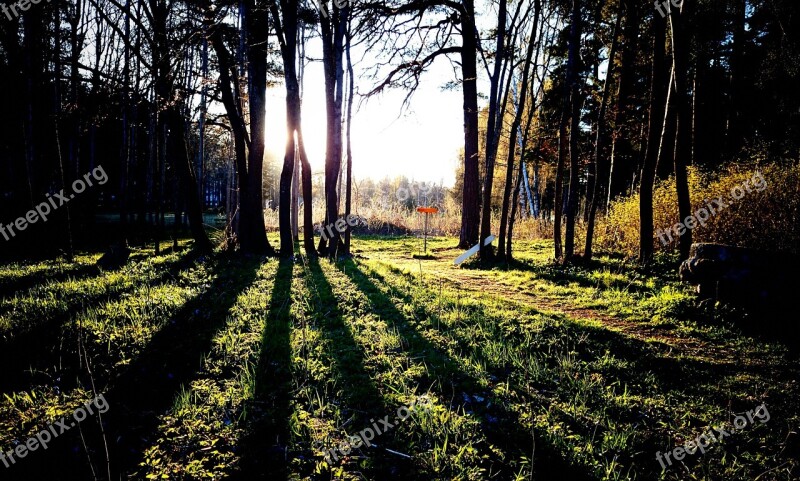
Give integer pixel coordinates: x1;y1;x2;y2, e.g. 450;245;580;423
0;235;797;481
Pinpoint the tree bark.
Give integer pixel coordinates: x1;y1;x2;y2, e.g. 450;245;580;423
344;18;355;253
478;0;508;260
639;10;668;263
585;0;622;261
152;0;212;253
669;0;693;260
240;0;273;255
498;0;541;260
319;2;348;258
163;106;212;252
725;0;746;157
203;0;274;254
275;0;302;257
563;0;582;261
459;0;481;249
606;0;638;209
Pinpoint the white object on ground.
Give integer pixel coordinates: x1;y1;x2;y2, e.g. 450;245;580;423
454;235;496;266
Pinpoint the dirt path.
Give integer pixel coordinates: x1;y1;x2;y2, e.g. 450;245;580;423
370;250;746;367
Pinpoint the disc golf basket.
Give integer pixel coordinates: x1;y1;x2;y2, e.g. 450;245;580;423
416;206;438;255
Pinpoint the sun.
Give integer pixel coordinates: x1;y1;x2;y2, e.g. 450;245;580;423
266;54;461;186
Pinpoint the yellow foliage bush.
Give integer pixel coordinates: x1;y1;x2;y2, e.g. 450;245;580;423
594;163;800;257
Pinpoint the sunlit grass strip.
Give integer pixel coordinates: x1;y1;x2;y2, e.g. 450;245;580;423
354;246;796;481
136;260;279;480
0;259;209;450
0;248;193;337
0;255;99;291
303;260;496;479
360;260;677;477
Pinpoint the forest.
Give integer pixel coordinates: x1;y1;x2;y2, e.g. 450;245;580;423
0;0;798;479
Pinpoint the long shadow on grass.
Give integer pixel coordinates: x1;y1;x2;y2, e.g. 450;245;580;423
355;261;792;479
301;258;393;476
101;254;262;479
233;258;294;480
0;262;100;299
467;257;658;295
305;257;386;409
334;259;594;481
0;248;204;394
243;256;390;480
6;254;262;481
2;252;243;481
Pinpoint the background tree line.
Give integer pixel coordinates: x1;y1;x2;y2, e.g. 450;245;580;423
0;0;797;262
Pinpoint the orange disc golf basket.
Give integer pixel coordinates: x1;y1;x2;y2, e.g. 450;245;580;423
416;207;439;255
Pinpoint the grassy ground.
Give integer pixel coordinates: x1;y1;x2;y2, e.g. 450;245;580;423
0;235;797;480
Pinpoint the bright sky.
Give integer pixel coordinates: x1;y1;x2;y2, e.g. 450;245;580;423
265;33;465;188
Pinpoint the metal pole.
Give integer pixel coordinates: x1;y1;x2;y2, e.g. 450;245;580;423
424;213;429;254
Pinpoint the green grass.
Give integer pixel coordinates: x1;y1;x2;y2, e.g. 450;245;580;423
0;236;797;480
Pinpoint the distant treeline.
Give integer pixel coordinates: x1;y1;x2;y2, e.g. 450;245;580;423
1;0;798;263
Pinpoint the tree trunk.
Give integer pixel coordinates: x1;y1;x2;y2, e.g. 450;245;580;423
344;18;355;253
669;1;693;260
506;154;525;260
198;33;209;212
498;0;541;260
478;0;508;260
639;11;669;263
725;0;746;157
563;0;582;261
164;107;212;252
459;0;481;249
585;0;622;261
606;0;638;209
554;116;567;259
153;1;211;252
275;0;301;257
203;0;274;254
319;3;348;258
240;0;273;255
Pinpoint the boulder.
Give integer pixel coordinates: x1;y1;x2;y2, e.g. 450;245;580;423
97;241;131;270
680;243;799;307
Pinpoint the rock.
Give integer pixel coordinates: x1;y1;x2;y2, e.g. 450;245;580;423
680;243;800;309
97;242;131;270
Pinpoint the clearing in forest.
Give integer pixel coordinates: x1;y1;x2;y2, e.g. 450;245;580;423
0;237;797;481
